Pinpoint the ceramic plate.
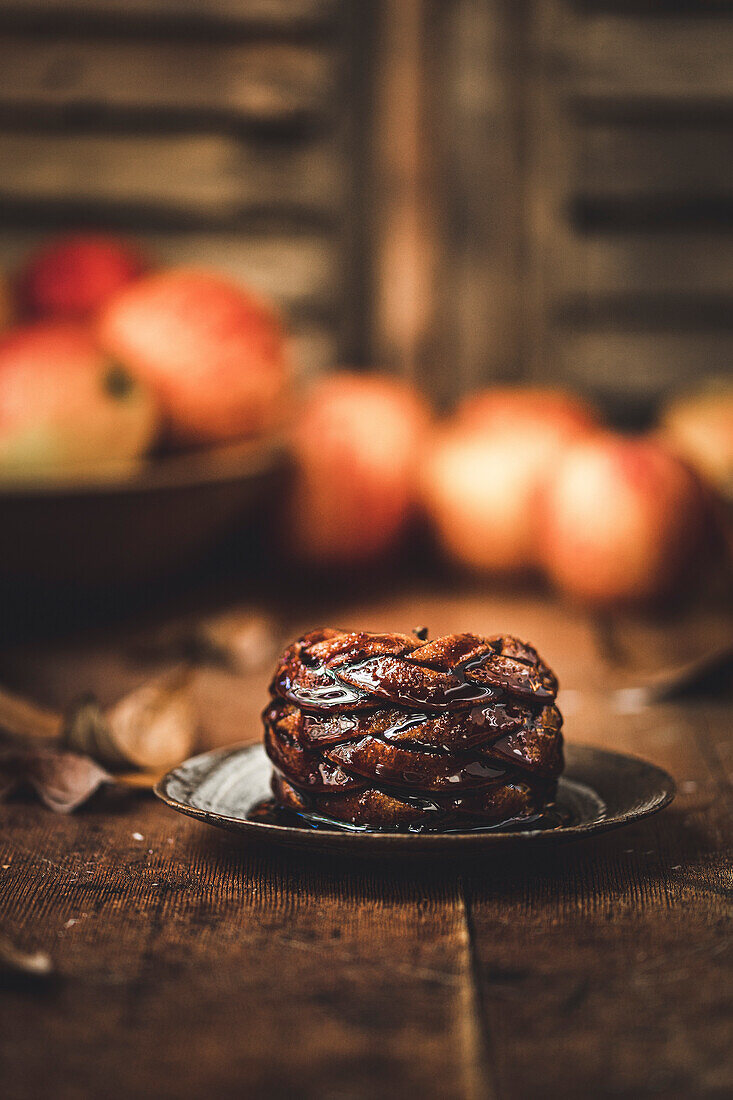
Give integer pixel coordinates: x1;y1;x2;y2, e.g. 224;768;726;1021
155;743;675;855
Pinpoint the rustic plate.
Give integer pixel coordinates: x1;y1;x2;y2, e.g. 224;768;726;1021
155;743;675;854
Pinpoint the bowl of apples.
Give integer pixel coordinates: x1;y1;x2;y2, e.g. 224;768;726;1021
0;236;289;584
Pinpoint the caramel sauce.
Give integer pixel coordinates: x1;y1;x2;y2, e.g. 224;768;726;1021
247;796;574;835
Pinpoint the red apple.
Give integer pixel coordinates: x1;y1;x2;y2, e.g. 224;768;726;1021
98;268;290;446
660;388;733;501
285;372;430;565
421;387;600;573
18;234;149;321
539;433;708;605
0;322;158;479
456;386;600;440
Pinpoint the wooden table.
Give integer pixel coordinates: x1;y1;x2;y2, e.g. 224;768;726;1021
1;588;731;1100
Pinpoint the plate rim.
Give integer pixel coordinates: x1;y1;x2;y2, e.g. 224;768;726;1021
154;741;676;849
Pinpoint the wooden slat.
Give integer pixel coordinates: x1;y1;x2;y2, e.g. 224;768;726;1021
578;124;733;199
525;0;577;380
432;0;526;397
0;201;336;235
555;232;733;298
555;293;733;332
127;233;337;316
369;0;440;380
557;331;733;403
0;229;337;315
289;323;338;377
0;35;335;125
569;14;733;102
0;132;338;216
0;0;335;31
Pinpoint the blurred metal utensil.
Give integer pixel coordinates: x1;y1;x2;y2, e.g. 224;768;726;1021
613;641;733;711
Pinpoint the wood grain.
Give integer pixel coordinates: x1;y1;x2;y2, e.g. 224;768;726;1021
0;132;339;217
0;0;335;33
1;591;730;1098
0;35;335;126
578;124;733;201
0;798;486;1100
467;691;732;1100
569;13;733;103
556;232;733;297
557;331;733;406
431;0;525;397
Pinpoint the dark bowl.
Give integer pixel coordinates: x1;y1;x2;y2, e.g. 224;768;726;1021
0;437;287;586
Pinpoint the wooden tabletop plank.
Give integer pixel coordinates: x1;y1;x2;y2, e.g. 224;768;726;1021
465;704;732;1100
463;600;732;1100
0;796;488;1100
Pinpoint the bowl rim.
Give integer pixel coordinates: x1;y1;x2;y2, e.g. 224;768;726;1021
0;435;288;498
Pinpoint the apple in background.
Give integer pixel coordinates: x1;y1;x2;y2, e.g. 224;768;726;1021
285;372;431;565
660;388;733;501
17;234;149;321
0;322;158;479
456;386;600;440
421;387;601;574
98;268;290;446
539;433;708;606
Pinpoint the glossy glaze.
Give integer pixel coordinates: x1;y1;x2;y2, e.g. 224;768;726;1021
265;629;563;832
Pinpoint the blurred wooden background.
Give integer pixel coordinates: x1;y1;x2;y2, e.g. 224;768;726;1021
0;0;731;419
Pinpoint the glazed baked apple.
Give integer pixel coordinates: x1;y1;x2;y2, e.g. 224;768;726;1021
264;629;563;832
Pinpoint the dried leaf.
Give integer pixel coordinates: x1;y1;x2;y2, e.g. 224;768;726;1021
64;666;197;773
60;695;111;763
0;746;110;813
25;748;111;813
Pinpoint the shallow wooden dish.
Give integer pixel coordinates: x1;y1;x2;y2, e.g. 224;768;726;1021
156;742;676;856
0;437;287;585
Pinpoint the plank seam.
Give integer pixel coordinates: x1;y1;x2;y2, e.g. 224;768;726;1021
460;881;498;1100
